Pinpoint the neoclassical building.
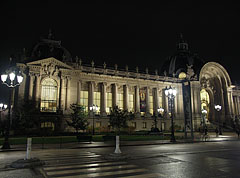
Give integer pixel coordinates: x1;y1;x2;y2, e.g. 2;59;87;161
14;34;240;134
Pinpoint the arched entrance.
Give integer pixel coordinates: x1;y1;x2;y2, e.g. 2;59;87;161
200;89;210;122
199;62;232;126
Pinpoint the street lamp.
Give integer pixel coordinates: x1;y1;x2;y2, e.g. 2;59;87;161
214;104;222;135
1;68;23;149
89;104;98;135
153;107;164;132
201;109;207;130
0;103;7;112
165;86;177;142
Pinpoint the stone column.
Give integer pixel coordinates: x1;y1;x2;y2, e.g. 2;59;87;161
77;81;81;105
153;88;159;115
227;89;234;117
123;85;129;110
60;77;65;110
145;87;150;116
28;73;34;100
35;74;40;103
101;83;107;117
88;81;94;111
135;86;140;114
112;84;118;107
65;77;69;110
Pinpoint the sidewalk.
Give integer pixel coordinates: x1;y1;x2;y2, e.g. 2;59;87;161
1;132;239;152
0;132;239;178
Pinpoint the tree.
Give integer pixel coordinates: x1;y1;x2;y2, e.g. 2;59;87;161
109;106;135;154
66;104;89;133
14;99;41;135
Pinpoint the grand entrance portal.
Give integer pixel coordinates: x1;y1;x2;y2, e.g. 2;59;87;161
199;62;233;126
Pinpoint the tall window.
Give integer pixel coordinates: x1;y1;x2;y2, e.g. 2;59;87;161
129;94;134;112
106;92;112;114
41;78;57;112
80;91;88;111
118;93;124;109
149;95;153;115
94;92;101;114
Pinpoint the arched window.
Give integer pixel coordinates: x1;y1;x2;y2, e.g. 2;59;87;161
41;78;58;112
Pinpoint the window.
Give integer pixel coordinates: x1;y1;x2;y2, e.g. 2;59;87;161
142;122;147;129
80;91;88;111
41;78;57;112
118;93;124;109
94;92;101;114
96;121;101;128
131;122;136;128
41;122;54;131
129;94;134;112
149;95;153;115
106;92;112;114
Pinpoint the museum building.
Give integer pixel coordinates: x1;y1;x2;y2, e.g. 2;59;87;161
14;34;240;133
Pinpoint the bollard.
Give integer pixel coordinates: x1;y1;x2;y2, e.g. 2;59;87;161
25;138;32;160
114;136;121;154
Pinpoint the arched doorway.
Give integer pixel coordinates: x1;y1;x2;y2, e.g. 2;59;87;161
199;62;232;126
200;89;210;122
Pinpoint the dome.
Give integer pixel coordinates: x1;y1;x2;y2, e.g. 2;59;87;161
161;34;204;79
30;30;72;63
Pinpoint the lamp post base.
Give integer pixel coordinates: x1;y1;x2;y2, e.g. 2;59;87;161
1;140;10;149
170;136;176;142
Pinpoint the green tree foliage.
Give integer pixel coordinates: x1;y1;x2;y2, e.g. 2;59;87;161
66;104;89;133
14;99;41;134
109;106;135;135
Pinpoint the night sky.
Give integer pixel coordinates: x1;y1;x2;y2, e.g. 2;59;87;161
0;1;240;101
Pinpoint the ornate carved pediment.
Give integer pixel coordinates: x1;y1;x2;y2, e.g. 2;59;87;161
27;57;73;70
27;57;73;77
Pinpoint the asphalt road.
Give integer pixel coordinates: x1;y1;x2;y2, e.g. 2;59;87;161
1;141;240;177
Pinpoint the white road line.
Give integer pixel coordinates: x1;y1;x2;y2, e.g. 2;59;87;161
46;164;137;176
44;161;126;171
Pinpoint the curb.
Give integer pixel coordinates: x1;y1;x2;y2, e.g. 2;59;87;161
0;138;239;152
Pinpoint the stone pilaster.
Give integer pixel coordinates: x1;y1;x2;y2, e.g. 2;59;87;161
145;87;151;117
101;82;107;117
77;81;81;105
112;83;118;107
60;77;65;110
88;81;94;112
153;88;159;115
35;74;40;103
28;73;34;100
123;85;129;110
135;86;140;116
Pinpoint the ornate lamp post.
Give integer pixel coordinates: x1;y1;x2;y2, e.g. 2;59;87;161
201;109;207;130
89;104;98;135
1;69;23;149
165;86;177;142
0;103;7;112
214;104;222;135
153;107;164;132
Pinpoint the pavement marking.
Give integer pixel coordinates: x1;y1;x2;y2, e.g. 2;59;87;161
46;164;137;176
119;172;167;178
44;161;126;171
53;168;147;178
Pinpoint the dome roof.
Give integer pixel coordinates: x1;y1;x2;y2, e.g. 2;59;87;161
161;34;204;79
30;30;72;63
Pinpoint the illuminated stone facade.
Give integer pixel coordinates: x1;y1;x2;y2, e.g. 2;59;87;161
14;35;240;133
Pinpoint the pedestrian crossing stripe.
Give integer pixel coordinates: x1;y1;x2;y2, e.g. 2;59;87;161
45;164;138;176
119;172;166;178
44;161;126;171
48;168;147;178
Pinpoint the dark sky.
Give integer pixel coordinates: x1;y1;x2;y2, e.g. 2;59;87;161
0;1;240;102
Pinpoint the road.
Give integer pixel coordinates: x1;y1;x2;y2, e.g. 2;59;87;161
1;140;240;177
